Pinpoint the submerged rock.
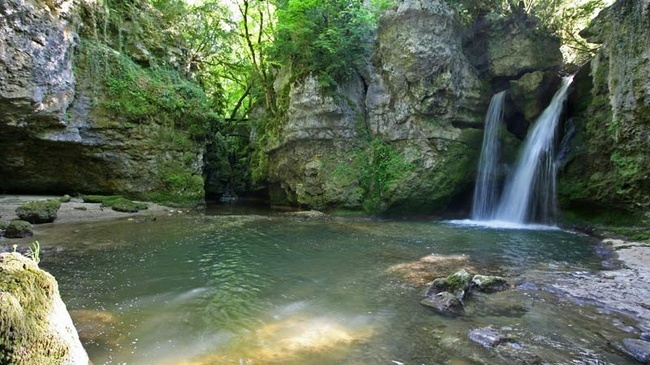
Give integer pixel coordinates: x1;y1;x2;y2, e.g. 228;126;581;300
387;254;471;286
620;338;650;364
420;291;465;316
0;252;89;364
468;327;510;348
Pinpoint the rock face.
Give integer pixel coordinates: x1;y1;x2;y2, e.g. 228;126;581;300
0;252;89;365
263;0;565;214
560;0;650;216
266;0;486;213
0;0;75;127
0;0;206;205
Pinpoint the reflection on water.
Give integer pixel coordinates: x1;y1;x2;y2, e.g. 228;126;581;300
36;213;638;364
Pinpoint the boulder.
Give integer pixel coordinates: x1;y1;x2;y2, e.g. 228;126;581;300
0;220;8;236
422;270;510;316
420;291;465;315
472;274;509;293
4;220;33;238
15;199;61;224
0;252;89;364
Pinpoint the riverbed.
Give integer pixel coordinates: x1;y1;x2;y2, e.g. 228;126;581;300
8;207;642;365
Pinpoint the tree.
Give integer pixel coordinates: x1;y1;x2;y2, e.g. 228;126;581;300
270;0;379;89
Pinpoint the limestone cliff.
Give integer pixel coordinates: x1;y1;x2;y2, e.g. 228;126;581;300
560;0;650;217
0;0;208;205
263;0;564;214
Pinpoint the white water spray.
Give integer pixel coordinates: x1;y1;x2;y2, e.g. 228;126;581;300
493;76;574;224
471;90;506;220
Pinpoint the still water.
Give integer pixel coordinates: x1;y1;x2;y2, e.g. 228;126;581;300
38;211;637;364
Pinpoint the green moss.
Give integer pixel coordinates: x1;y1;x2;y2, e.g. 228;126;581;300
15;200;61;224
146;160;204;207
81;195;148;212
82;195;122;204
445;269;473;293
0;221;8;231
75;40;218;141
0;253;70;364
327;138;413;214
109;198;149;213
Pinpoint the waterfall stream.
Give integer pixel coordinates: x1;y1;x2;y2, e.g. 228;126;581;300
471;76;573;226
471;91;507;220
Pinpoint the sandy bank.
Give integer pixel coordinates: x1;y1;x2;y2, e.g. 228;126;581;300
0;195;182;225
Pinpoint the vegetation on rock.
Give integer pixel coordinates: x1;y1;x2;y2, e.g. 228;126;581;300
4;221;34;239
0;252;88;364
15;200;62;224
82;195;149;212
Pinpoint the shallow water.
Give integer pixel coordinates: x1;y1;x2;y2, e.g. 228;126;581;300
36;211;639;365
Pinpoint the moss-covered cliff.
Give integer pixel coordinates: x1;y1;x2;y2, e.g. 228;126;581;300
559;0;650;224
255;0;564;215
0;0;216;205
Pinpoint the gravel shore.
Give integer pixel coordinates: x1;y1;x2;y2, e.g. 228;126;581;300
0;195;176;225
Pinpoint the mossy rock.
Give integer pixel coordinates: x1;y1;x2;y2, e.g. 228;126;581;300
0;252;89;364
15;200;61;224
446;269;473;293
81;195;122;204
4;220;34;238
471;274;509;293
59;195;72;203
0;220;8;232
109;198;148;213
81;195;148;212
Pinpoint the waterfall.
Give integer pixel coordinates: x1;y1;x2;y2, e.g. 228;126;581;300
471;91;506;220
493;76;574;224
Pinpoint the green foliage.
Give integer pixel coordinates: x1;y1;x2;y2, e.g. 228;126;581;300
271;0;383;89
82;195;149;212
147;160;205;206
331;138;413;214
76;40;219;141
82;195;122;204
27;241;41;265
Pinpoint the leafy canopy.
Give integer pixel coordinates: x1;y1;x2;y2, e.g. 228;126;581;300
270;0;380;89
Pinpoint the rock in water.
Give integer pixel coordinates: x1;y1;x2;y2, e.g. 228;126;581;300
472;274;509;293
420;291;464;315
0;252;89;365
468;327;510;348
621;338;650;364
4;220;33;239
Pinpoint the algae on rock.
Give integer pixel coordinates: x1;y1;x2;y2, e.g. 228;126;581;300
15;200;62;224
0;252;89;365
